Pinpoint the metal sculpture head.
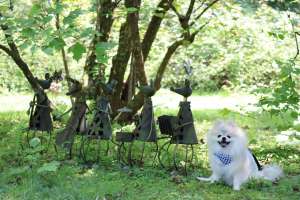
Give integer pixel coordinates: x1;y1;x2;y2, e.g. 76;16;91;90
51;70;63;82
66;77;82;96
138;79;155;98
36;70;63;90
170;78;192;98
100;79;118;95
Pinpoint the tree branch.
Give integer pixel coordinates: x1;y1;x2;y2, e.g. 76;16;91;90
0;12;43;93
154;39;185;90
0;43;12;56
126;0;147;86
84;0;116;79
185;0;196;21
289;14;300;60
109;21;132;110
55;0;73;105
190;0;220;26
142;0;173;61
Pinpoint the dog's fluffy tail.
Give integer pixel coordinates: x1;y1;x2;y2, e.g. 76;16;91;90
257;164;283;181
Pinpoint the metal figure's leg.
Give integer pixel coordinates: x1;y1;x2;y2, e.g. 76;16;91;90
68;143;73;160
105;140;109;156
82;137;90;163
128;141;134;166
152;141;159;166
120;143;128;164
26;130;30;145
190;145;195;168
96;138;101;163
184;145;188;176
54;144;59;159
158;140;170;168
46;131;52;152
166;143;172;167
140;142;146;165
117;142;123;163
173;143;179;170
79;135;85;159
40;131;44;146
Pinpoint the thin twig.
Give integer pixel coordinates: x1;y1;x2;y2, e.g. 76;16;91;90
288;14;299;61
190;0;219;27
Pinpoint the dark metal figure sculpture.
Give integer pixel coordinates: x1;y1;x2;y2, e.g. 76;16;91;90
80;79;117;163
28;91;52;132
135;80;157;142
115;80;159;166
158;76;198;174
27;71;63;146
170;79;198;145
115;107;135;165
132;80;159;165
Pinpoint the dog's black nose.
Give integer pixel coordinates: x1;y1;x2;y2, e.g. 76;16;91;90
222;137;226;142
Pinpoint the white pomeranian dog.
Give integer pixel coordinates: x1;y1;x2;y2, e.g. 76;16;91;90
197;120;283;190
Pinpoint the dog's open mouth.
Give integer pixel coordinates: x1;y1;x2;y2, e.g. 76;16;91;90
218;141;230;147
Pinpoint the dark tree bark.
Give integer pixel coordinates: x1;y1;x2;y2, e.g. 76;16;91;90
117;0;219;122
55;0;117;148
141;0;173;61
126;0;147;86
2;0;221;149
55;97;87;148
108;21;132;111
109;0;174;116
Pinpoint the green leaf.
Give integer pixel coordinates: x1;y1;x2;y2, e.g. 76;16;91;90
48;37;66;50
37;161;60;174
29;137;41;148
95;42;115;64
21;27;35;38
68;42;86;61
30;4;42;16
63;9;83;25
291;111;298;119
80;27;95;38
55;3;64;14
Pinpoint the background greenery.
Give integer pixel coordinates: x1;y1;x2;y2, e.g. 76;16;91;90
0;0;299;93
1;0;300;199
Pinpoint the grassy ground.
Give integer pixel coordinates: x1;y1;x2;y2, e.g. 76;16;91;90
0;94;300;200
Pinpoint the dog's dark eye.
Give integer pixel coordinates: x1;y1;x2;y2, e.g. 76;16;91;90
217;135;221;138
227;135;231;138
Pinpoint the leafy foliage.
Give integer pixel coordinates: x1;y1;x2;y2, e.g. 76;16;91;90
259;59;300;118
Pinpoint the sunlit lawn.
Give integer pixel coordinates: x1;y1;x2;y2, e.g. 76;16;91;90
0;93;299;200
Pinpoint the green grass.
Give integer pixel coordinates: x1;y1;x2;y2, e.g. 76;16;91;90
0;107;300;199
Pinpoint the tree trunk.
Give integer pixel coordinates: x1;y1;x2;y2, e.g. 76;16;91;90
117;39;184;122
141;0;173;61
55;0;117;148
55;97;87;148
109;21;132;112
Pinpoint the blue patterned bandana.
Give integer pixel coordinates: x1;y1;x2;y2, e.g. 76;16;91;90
214;152;232;166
